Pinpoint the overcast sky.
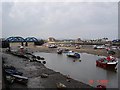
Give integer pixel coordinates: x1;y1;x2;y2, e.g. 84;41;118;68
2;1;118;40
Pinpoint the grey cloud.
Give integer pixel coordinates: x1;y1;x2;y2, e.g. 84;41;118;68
2;2;118;40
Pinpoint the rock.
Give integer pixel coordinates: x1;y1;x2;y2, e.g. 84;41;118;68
41;73;49;78
56;82;66;88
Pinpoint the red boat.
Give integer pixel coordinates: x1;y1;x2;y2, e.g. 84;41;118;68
96;58;118;69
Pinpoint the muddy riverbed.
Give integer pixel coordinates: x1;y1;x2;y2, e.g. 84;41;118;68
25;46;120;58
2;52;93;89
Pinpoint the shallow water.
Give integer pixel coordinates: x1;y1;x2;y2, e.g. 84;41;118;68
34;52;118;88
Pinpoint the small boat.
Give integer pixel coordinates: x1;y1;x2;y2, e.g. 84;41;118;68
36;56;45;60
4;65;16;70
5;69;23;76
96;85;106;90
41;73;49;78
96;58;118;69
11;51;28;59
67;51;80;58
12;74;28;85
56;82;66;88
57;49;63;54
6;75;15;84
48;45;57;48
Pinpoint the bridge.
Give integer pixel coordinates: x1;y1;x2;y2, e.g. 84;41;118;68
6;36;38;42
4;36;39;47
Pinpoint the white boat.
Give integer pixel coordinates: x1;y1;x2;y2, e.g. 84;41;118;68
67;51;80;58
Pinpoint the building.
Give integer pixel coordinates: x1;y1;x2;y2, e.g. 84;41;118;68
48;37;56;42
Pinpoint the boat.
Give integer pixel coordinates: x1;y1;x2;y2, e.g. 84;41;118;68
96;85;106;90
57;49;63;54
12;74;28;85
56;82;66;88
5;69;23;76
96;58;118;69
48;44;57;48
6;75;15;84
67;51;80;58
4;65;16;70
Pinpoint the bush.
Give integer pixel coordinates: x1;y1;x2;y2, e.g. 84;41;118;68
34;39;44;45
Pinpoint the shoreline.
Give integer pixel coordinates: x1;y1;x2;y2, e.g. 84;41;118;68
2;52;94;89
2;46;119;89
26;46;120;58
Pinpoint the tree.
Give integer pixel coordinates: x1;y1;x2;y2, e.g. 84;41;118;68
35;39;44;45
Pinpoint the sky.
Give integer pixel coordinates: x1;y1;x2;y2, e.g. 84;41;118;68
1;0;119;40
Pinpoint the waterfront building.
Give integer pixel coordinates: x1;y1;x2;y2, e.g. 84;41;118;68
48;37;56;42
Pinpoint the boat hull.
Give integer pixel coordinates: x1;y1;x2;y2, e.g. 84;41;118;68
57;52;62;54
57;50;63;54
96;59;117;69
67;52;80;58
67;55;80;58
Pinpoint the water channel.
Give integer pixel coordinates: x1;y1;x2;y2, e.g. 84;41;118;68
34;52;118;88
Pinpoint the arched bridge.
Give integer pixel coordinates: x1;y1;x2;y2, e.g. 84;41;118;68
6;37;25;42
6;36;38;42
25;37;38;42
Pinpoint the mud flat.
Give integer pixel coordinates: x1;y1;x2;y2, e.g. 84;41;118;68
2;52;93;89
26;46;120;58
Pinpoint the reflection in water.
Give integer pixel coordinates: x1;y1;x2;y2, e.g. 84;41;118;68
34;52;118;88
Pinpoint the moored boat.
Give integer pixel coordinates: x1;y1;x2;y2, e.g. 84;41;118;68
57;49;63;54
96;58;118;69
48;44;57;48
12;74;28;85
67;51;80;58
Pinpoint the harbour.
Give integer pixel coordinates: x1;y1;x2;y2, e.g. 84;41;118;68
34;52;118;88
1;1;119;89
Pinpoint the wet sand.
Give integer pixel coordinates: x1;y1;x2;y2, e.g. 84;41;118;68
27;46;120;58
2;52;93;89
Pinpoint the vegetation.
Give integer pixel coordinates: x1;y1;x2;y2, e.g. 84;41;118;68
34;39;45;45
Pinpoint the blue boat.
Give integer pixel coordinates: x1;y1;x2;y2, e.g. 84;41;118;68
5;69;23;76
67;51;80;58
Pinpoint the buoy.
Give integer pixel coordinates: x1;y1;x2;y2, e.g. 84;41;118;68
42;61;46;64
40;57;45;60
73;60;76;62
79;60;81;62
36;56;41;60
39;61;41;63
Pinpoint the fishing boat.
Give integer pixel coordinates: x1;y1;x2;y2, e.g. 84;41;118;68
96;58;118;69
67;51;80;58
57;49;63;54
